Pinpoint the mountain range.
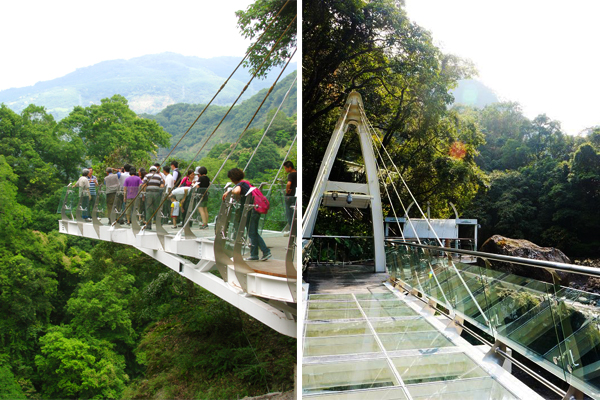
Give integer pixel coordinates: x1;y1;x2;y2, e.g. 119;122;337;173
0;52;297;121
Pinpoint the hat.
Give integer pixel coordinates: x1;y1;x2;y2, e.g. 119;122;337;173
149;166;157;172
194;166;201;174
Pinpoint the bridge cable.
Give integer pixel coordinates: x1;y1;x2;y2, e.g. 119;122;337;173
173;47;297;236
140;18;297;233
360;105;487;324
267;133;297;197
208;48;297;184
369;129;452;307
244;75;297;172
110;1;293;228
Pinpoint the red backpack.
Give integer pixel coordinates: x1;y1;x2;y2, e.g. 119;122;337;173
241;180;270;214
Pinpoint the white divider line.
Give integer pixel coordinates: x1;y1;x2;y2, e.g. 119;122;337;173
352;293;415;400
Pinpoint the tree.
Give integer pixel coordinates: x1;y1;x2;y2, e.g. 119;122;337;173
35;326;128;399
236;0;297;77
66;267;136;347
60;95;170;166
0;363;25;399
0;106;61;205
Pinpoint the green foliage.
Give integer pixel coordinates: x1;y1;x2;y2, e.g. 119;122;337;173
0;363;25;399
67;269;136;347
0;105;63;206
0;156;31;238
35;326;128;399
146;71;297;161
236;0;297;78
61;95;170;166
460;102;600;256
126;285;295;399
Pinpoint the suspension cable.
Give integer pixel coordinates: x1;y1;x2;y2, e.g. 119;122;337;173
361;105;475;319
141;17;297;232
244;75;297;171
210;47;297;184
175;48;297;234
110;1;293;228
267;133;297;197
369;129;452;307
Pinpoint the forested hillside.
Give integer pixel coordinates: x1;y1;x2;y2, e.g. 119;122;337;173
0;88;296;398
0;53;297;121
458;103;600;256
144;70;297;163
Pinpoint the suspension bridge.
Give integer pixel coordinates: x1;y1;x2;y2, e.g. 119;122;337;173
302;92;600;399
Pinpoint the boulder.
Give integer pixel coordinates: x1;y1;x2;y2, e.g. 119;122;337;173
479;235;571;285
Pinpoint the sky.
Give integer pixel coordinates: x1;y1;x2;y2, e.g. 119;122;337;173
0;0;257;92
405;0;600;135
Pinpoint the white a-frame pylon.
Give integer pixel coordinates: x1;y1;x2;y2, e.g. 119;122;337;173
303;91;386;272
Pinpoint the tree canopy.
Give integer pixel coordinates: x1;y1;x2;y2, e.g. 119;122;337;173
303;0;483;236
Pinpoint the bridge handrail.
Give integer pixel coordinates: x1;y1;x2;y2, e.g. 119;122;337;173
386;238;600;278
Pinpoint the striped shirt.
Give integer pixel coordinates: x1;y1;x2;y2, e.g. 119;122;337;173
143;173;164;189
89;175;98;195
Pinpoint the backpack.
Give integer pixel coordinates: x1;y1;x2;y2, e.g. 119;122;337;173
173;168;183;187
241;180;270;214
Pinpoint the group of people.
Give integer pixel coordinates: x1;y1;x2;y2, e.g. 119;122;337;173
75;161;211;229
74;159;297;263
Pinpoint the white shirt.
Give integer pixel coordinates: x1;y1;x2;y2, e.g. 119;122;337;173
118;172;130;188
165;174;174;191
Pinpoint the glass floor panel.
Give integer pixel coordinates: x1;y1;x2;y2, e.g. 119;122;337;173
305;321;371;337
304;387;408;400
303;359;399;395
304;288;535;399
362;306;418;318
407;377;518;400
371;319;437;334
304;335;382;357
378;331;455;352
355;292;398;300
309;301;359;310
392;352;488;385
357;300;410;309
310;294;355;301
308;309;364;320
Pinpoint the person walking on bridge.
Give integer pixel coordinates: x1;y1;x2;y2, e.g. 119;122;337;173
283;161;296;235
223;168;271;261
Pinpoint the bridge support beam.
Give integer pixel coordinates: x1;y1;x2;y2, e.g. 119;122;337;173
136;247;296;338
303;91;385;272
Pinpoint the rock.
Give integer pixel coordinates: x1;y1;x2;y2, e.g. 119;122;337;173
479;235;571;285
570;259;600;294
